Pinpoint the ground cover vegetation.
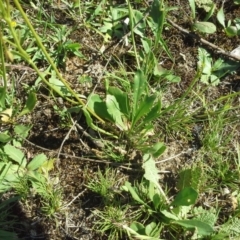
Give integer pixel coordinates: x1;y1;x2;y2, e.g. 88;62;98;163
0;0;240;239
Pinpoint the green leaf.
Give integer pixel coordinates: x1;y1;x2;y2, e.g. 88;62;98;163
0;133;12;143
0;87;6;108
87;94;112;121
139;101;161;128
165;74;181;83
14;124;32;139
132;95;156;127
82;108;116;137
188;0;195;19
204;3;216;21
141;37;151;54
193;22;216;34
174;219;214;236
225;26;238;37
19;92;37;116
177;169;192;190
130;222;145;234
27;153;47;171
171;187;198;206
147;142;166;158
145;222;157;236
161;209;179;221
132;70;146;118
49;71;72;97
3;144;27;167
149;0;162;25
107;87;130;116
142;154;160;187
106;94;126;130
217;6;225;28
124;181;147;205
133;10;146;37
152;193;161;209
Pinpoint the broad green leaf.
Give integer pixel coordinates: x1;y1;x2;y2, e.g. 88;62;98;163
132;95;156;127
174;219;214;236
132;70;146;118
4;164;24;182
124;181;147;205
217;6;225;28
142;154;160;188
133;10;146;37
193;22;216;34
106;94;126;130
141;38;151;54
87;94;112;122
177;169;192;190
152;193;161;209
212;58;224;71
188;0;195;19
210;74;220;86
145;222;157;236
82;108;116;137
130;222;145;234
161;209;179;221
3;144;27;167
19;91;37;116
49;71;71;96
14;124;32;139
225;26;238;37
147;142;166;158
0;133;12;143
27;153;47;171
149;0;161;25
108;87;130;116
165;74;181;83
171;187;198;207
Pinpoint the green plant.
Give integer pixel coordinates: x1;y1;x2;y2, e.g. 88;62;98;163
87;70;165;157
120;153;217;239
197;47;240;86
86;167;120;204
0;0;105;131
217;3;240;37
188;0;216;33
93;205;130;240
0;140;61;217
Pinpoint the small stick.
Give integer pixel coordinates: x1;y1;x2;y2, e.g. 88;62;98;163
167;18;240;61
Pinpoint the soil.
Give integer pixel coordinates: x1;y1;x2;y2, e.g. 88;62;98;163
2;0;240;239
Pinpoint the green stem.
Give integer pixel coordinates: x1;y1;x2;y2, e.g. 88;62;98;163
127;0;140;69
10;0;104;123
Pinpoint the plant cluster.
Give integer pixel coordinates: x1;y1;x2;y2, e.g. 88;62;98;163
0;0;240;239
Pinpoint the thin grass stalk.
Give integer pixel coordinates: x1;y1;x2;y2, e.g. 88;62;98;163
127;0;140;69
9;0;104;123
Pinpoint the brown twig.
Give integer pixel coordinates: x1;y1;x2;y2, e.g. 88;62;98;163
23;137;141;171
167;18;240;61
